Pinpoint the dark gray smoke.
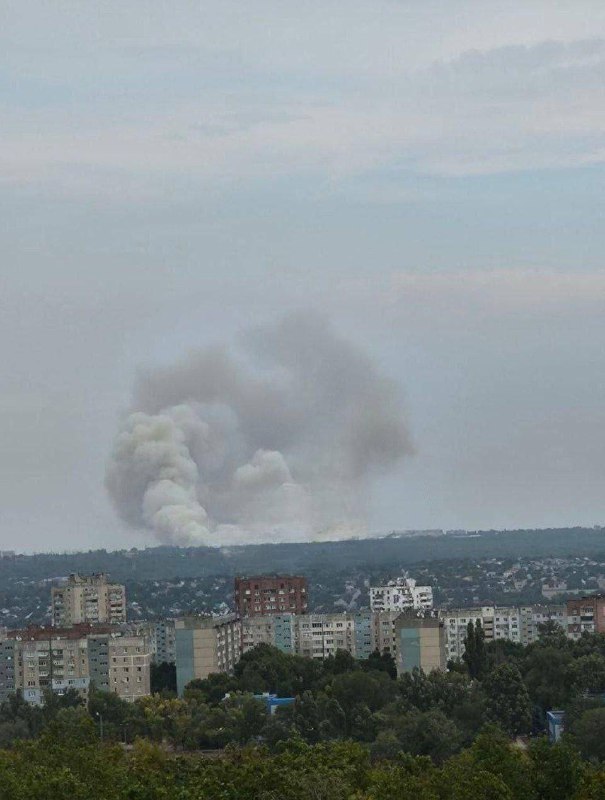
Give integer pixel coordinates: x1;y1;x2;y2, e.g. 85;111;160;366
105;312;412;546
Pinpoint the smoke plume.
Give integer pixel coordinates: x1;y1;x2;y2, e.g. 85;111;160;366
106;312;412;546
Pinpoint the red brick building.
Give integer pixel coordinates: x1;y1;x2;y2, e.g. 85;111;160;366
235;576;308;617
567;595;605;638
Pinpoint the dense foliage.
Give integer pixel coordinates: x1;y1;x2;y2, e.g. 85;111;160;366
0;625;605;796
0;716;603;800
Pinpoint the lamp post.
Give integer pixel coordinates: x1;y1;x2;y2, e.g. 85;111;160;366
96;711;104;742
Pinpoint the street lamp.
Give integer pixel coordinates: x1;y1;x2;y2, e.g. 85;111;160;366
95;711;104;742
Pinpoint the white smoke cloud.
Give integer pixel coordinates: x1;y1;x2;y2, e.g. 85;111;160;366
105;312;412;546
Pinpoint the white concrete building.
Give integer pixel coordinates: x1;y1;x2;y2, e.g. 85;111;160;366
370;578;433;613
241;611;398;661
441;604;567;660
294;613;357;660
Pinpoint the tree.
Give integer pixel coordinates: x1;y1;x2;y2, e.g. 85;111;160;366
233;644;324;697
395;709;463;763
292;691;322;743
568;707;605;762
363;650;397;679
459;728;535;800
463;621;487;679
522;646;574;713
150;661;177;694
574;772;605;799
569;654;605;695
184;671;236;705
537;620;569;649
527;737;586;800
319;697;346;739
323;649;357;675
330;669;396;718
483;664;531;736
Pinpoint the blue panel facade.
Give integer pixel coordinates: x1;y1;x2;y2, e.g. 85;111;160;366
274;615;294;653
398;627;421;673
175;628;194;696
88;635;110;692
353;612;373;659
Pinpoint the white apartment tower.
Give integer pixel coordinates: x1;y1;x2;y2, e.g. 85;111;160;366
370;578;433;613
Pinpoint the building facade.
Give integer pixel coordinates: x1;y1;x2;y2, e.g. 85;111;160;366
51;574;126;627
370;578;433;613
294;613;357;660
241;610;399;661
0;626;150;705
395;616;446;675
125;620;176;664
235;576;308;617
175;615;242;696
567;596;605;639
441;604;567;660
107;635;152;702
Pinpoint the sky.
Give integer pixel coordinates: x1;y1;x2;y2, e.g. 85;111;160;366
2;1;605;552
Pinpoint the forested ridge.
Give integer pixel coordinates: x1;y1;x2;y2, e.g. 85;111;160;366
3;527;605;583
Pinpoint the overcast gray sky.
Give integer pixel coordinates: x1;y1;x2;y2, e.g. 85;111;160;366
2;1;605;552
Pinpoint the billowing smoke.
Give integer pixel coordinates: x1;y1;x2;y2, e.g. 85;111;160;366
105;312;412;546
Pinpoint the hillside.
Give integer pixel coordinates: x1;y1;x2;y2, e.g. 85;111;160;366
1;526;603;583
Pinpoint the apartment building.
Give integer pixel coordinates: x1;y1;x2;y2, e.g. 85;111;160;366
241;610;397;661
294;613;357;660
51;574;126;627
235;576;308;617
125;620;176;664
175;615;242;695
107;636;152;702
369;578;433;613
149;620;176;664
395;616;446;675
241;615;278;652
371;610;400;657
520;604;567;643
0;625;151;705
567;595;605;639
441;604;567;660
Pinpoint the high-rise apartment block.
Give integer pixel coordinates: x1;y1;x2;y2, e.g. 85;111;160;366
148;620;176;664
0;626;151;705
395;616;446;675
234;576;308;617
175;615;242;695
370;578;433;613
125;620;177;664
51;574;126;627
